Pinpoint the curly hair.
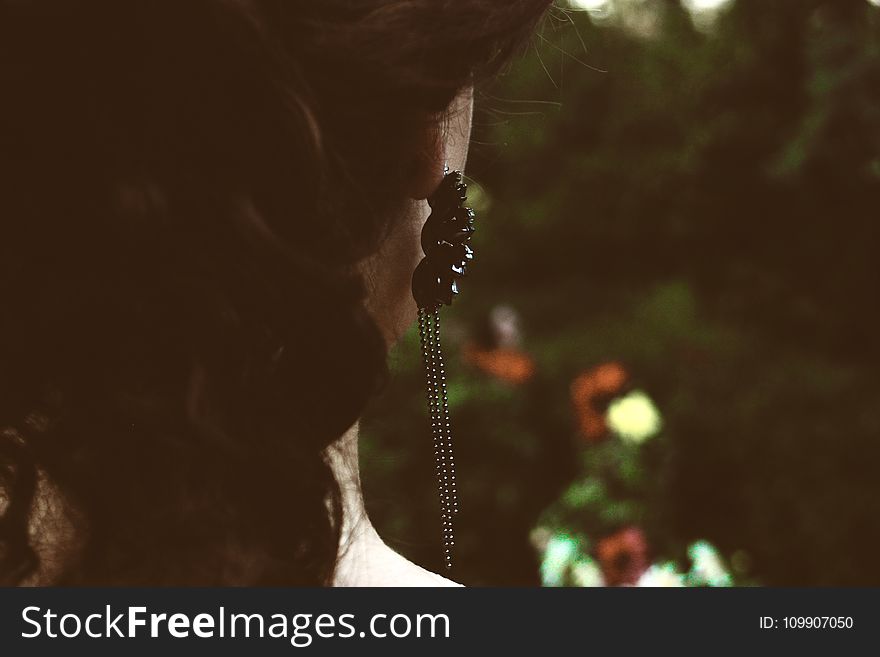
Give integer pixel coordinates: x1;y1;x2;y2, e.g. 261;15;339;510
0;0;551;585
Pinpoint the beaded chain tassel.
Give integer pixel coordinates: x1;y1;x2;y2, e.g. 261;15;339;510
417;307;459;569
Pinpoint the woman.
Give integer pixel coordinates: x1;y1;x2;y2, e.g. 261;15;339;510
0;0;552;586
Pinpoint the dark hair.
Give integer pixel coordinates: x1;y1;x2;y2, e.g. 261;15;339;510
0;0;551;585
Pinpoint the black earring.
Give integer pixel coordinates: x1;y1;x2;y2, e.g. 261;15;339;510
412;168;475;570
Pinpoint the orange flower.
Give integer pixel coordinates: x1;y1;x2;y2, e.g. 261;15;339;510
570;362;628;441
463;344;536;385
596;526;650;587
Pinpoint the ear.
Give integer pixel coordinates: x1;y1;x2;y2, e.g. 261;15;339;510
404;118;447;201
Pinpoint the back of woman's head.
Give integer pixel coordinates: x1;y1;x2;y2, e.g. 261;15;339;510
0;0;551;585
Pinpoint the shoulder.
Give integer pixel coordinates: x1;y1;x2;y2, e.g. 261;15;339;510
333;528;462;588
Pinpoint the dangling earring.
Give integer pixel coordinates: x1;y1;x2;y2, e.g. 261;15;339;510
412;167;475;570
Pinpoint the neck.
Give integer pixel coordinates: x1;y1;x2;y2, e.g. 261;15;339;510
326;422;383;585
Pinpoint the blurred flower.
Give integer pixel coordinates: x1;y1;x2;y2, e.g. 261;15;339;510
539;532;581;587
570;362;628;441
595;526;650;586
606;389;662;444
534;529;604;587
463;345;536;385
571;557;605;587
533;526;737;587
637;563;685;587
687;541;733;587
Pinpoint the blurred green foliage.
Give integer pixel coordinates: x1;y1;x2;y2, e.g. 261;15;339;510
361;0;880;586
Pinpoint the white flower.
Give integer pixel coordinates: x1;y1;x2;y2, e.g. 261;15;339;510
606;389;663;444
571;558;605;588
687;541;733;587
539;534;580;587
637;563;685;587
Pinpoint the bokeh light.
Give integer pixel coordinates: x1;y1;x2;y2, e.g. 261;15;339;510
606;391;663;444
569;0;609;10
681;0;733;10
